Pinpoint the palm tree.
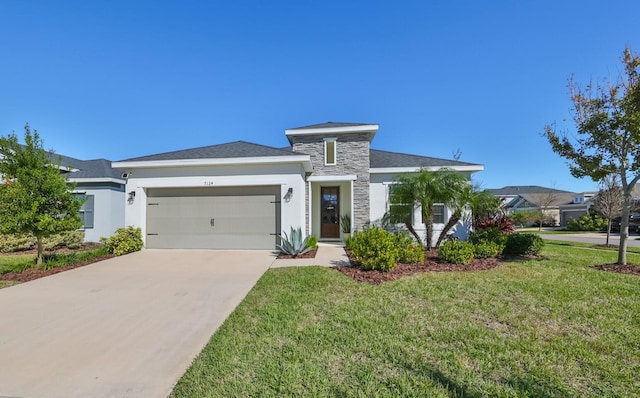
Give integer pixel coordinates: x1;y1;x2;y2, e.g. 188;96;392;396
434;185;504;247
389;168;466;250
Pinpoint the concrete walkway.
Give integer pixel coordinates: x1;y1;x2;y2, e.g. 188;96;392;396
0;250;274;398
270;242;350;268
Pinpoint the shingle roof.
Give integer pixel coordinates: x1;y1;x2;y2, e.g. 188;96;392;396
488;186;575;195
287;122;375;130
370;149;481;168
47;152;123;180
121;141;303;162
516;192;577;207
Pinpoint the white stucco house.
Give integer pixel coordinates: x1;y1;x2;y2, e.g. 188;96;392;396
58;154;126;242
111;122;484;249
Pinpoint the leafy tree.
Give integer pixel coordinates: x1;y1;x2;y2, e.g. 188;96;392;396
592;175;624;245
0;124;84;266
544;47;640;265
389;168;467;249
510;210;538;227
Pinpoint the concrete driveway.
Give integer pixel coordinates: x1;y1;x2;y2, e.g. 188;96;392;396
0;249;275;398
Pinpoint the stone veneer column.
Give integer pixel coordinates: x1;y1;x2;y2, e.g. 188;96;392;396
291;133;370;232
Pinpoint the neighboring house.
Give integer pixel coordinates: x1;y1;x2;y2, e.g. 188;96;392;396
558;192;597;226
113;122;484;249
0;148;126;242
56;154;126;242
489;185;576;226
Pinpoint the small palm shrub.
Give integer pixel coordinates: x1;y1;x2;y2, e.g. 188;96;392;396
349;227;400;271
278;227;313;257
503;233;544;256
473;241;502;259
394;232;425;264
438;240;475;265
100;226;143;256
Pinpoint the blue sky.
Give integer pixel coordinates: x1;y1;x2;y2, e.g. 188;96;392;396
1;0;639;192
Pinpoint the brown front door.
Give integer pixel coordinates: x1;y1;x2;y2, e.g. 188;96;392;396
321;187;340;238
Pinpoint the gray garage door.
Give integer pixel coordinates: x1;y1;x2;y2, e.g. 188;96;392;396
146;186;280;249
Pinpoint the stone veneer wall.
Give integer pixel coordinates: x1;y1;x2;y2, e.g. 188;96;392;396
291;133;371;232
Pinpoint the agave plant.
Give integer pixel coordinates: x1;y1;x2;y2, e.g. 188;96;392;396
278;226;313;257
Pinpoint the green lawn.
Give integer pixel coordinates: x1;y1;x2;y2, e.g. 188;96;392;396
172;245;640;397
0;253;34;275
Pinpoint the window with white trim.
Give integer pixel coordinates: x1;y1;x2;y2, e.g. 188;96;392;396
387;184;413;225
433;204;445;224
75;193;95;229
324;138;336;165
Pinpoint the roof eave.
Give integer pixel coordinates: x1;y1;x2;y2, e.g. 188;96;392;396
68;177;125;184
370;165;484;174
113;155;314;173
285;124;379;143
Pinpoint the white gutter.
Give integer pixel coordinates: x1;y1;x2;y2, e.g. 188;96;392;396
113;155;313;173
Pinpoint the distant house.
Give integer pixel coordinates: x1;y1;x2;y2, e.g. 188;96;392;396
488;186;576;226
0;148;125;242
558;192;597;226
113;122;484;249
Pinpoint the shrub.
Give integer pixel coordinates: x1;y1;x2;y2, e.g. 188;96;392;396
469;227;507;245
344;235;354;249
566;213;608;231
0;234;33;253
349;227;400;271
101;226;143;256
503;233;544;256
438;240;475;265
307;235;318;249
476;216;515;233
473;241;502;258
61;230;84;249
394;232;425;264
0;231;85;252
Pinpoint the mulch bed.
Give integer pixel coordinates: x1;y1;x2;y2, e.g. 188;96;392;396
591;263;640;276
276;248;318;259
0;254;115;283
337;249;501;284
0;244;114;283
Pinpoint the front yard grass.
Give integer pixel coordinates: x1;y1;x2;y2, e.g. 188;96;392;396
172;245;640;397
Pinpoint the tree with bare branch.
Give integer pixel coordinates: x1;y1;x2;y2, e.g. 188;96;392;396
592;175;624;246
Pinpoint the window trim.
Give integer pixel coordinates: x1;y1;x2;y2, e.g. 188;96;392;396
433;203;445;224
324;138;337;166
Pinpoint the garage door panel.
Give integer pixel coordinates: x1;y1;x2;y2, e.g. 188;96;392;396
146;187;279;250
